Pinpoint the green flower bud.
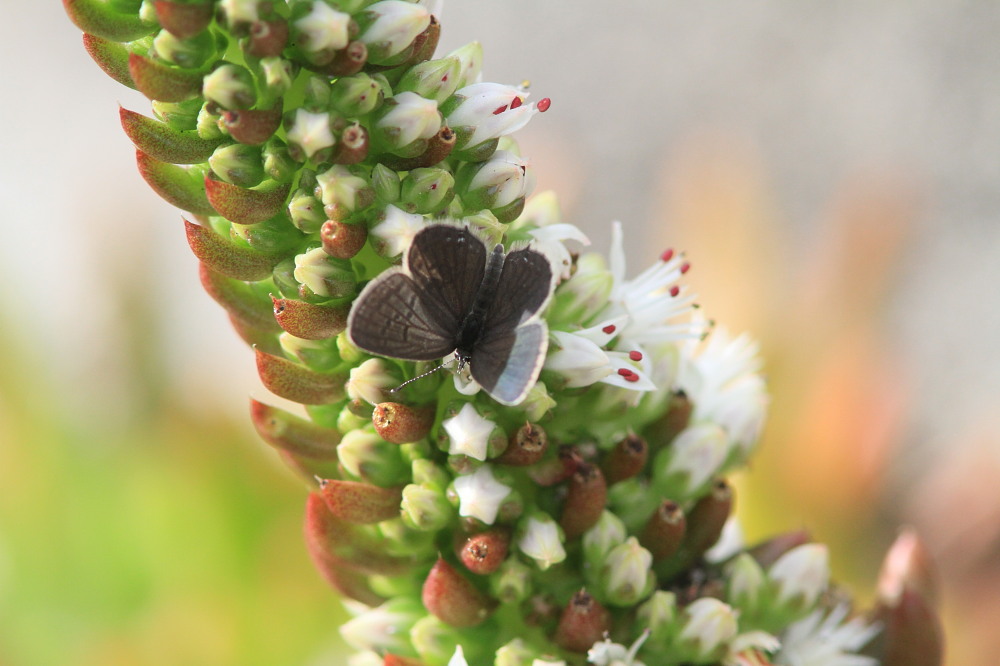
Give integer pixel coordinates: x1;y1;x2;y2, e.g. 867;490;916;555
726;552;766;621
598;537;656;607
652;423;729;502
490;558;533;604
401;483;452;531
202;63;256;110
261;137;296;183
396;55;463;104
549;252;613;325
337;428;408;486
582;510;627;570
409;615;465;666
152;97;203;130
637;590;679;655
152;27;216;69
674;598;739;663
455;150;534;215
279;333;340;372
371;163;402;203
494;639;538;666
208;142;264;187
293;247;356;299
258;56;296;98
196;101;225;139
337;403;369;433
289;0;351;64
356;0;431;65
399;167;455;214
447;41;483;89
288;189;326;233
330;72;386;117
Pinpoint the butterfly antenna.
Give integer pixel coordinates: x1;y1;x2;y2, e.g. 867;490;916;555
389;361;452;393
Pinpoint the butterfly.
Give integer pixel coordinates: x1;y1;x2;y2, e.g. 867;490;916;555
347;223;554;405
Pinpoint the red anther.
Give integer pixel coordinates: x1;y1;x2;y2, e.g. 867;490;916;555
602;324;616;334
442;74;449;82
629;350;643;362
510;96;523;109
493;104;508;115
680;262;691;274
660;248;674;262
617;368;631;377
537;97;551;112
624;372;640;383
669;285;680;297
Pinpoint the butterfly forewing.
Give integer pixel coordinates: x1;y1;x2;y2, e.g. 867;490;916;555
406;225;488;338
471;320;548;405
479;247;553;335
347;271;458;360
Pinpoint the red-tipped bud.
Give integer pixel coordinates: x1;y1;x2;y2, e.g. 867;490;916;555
204;177;290;225
657;479;734;580
528;445;581;486
271;297;349;340
647;391;693;452
330;123;370;165
319;479;403;524
82;35;136;89
246;18;290;58
120;107;223;164
875;587;944;666
382;126;457;171
496;423;547;467
554;589;611;653
250;398;340;460
221;106;283;145
255;347;346;404
128;52;202;102
602;433;649;484
185;220;277;281
321;220;369;259
63;0;154;41
747;529;812;569
304;492;413;577
153;1;213;39
322;41;369;77
560;463;608;540
640;500;687;561
878;528;938;608
136;150;214;215
372;402;435;444
422;557;496;627
199;263;279;332
459;528;511;575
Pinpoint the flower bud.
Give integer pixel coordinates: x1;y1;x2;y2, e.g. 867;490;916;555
582;510;627;569
340;597;424;654
652;423;729;501
289;0;351;64
399;168;455;214
330;73;386;117
220;106;283;146
767;543;829;621
655;479;733;580
549;252;613;324
600;537;656;607
373;92;442;157
554;589;611;654
321;220;368;259
202;63;256;110
444;83;538;153
279;332;340;372
602;433;649;485
316;164;375;219
640;500;686;561
496;422;547;467
422;556;496;628
373;402;434;444
455;150;534;214
346;358;399;406
337;428;409;486
152;28;216;69
396;55;463;103
459;527;511;575
409;616;466;666
675;598;739;662
208;142;265;187
517;513;566;570
285;108;337;161
372;163;402;203
244;17;289;58
401;483;452;531
447;41;483;89
259;56;296;97
490;558;533;605
293;247;356;298
636;590;678;654
218;0;262;28
356;0;431;65
560;463;607;540
726;553;766;619
288;189;325;233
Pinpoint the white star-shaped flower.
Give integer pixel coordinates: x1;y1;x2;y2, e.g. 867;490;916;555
346;358;396;406
294;2;350;52
369;205;427;258
453;464;510;525
443;402;496;461
286;109;335;160
517;514;566;570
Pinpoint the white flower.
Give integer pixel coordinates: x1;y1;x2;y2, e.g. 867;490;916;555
655;423;729;497
603;221;702;350
294;2;350;52
346;358;396;405
370;205;427;257
529;220;591;282
517;514;566;570
293;246;341;297
545;317;656;391
775;604;880;666
724;632;782;666
359;1;431;58
587;629;649;665
769;544;830;611
447;82;541;149
679;323;768;462
378;91;442;147
443;402;496;461
285;109;335;159
677;598;739;660
468;150;535;208
316;165;369;213
453;464;510;525
339;598;422;654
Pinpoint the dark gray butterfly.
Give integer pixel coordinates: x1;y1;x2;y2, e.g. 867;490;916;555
347;223;553;405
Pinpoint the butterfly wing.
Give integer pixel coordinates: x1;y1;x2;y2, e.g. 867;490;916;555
471;246;554;405
347;270;458;361
405;224;488;339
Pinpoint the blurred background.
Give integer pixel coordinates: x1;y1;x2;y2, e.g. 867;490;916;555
2;1;998;664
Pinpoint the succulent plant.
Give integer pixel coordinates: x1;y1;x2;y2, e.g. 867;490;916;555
64;1;943;664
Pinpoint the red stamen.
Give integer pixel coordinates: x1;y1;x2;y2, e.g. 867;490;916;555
602;324;616;334
537;97;551;112
493;104;508;115
617;368;631;377
510;96;523;109
629;350;642;362
669;285;680;297
680;262;691;274
624;372;640;383
660;248;674;262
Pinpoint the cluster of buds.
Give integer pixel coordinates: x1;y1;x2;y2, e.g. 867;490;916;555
66;1;941;664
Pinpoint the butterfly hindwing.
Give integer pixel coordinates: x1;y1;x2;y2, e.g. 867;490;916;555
347;270;458;361
472;319;548;406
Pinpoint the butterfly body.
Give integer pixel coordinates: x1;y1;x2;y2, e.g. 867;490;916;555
347;224;553;405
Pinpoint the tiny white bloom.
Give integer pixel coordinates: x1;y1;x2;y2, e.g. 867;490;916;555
678;598;739;660
317;164;369;213
448;82;540;148
469;150;535;208
370;205;427;257
378;91;442;147
706;517;746;563
769;544;830;610
294;2;350;52
518;515;566;570
359;0;431;58
443;402;496;461
775;604;880;666
346;358;396;406
529;220;591;282
658;423;729;494
587;629;649;666
454;464;510;525
723;631;781;666
339;598;422;653
293;246;338;297
545;318;655;391
286;109;335;159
